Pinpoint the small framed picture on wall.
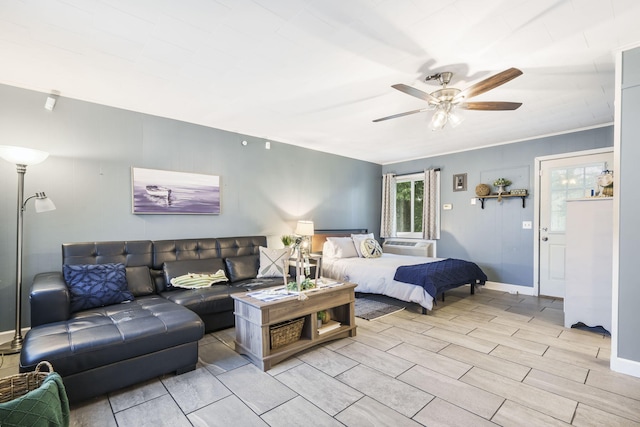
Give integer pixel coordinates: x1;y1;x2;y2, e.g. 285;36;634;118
453;173;467;192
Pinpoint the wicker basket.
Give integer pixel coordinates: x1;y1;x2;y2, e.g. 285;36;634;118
0;361;53;404
270;317;305;349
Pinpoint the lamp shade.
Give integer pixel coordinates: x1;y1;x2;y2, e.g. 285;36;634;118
34;193;56;213
295;220;314;236
0;145;49;166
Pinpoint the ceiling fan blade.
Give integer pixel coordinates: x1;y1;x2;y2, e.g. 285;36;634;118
460;101;522;111
372;108;429;122
392;84;440;104
456;67;523;100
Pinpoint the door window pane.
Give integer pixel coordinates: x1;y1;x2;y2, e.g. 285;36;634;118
548;162;605;232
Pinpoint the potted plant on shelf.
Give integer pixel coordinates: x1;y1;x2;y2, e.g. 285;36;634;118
493;178;512;201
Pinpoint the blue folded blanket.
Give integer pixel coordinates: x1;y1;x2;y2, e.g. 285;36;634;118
394;258;487;298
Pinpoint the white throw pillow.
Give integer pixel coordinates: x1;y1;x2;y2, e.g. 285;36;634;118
257;246;291;278
327;237;358;258
360;238;382;258
351;233;375;257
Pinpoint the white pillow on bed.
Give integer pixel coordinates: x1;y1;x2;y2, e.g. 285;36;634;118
322;241;336;258
351;233;375;257
326;237;358;258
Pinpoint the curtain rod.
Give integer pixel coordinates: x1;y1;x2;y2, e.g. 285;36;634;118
390;168;440;177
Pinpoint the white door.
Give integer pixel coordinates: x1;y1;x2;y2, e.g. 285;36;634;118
539;152;613;297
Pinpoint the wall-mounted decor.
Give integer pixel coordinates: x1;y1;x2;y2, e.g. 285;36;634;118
131;167;220;214
453;173;467;192
596;170;613;197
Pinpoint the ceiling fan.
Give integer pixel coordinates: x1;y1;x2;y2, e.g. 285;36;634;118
373;67;523;130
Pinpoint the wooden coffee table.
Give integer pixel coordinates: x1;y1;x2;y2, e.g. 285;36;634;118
231;282;357;371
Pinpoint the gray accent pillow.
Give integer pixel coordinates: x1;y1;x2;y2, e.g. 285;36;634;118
257;246;290;278
125;265;155;297
225;255;259;282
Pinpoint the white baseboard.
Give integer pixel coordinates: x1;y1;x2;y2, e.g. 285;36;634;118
611;356;640;378
481;281;536;296
0;328;29;343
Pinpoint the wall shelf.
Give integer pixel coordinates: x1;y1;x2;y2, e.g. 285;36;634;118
477;193;528;209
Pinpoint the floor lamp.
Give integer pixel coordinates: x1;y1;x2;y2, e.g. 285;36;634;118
0;145;56;355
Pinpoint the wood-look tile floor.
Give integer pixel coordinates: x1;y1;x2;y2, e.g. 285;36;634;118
7;287;638;426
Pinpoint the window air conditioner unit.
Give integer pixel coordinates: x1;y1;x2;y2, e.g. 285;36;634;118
382;239;436;258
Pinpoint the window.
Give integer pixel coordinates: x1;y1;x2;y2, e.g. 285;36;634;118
396;174;424;237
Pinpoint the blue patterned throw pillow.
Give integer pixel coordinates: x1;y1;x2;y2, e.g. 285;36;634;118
63;263;134;313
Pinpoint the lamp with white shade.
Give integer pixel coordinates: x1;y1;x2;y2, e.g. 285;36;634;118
0;145;56;355
295;220;314;237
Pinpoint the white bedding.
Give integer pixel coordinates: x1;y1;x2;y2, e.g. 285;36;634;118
322;253;442;311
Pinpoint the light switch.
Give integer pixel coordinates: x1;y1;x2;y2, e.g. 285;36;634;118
443;204;452;210
471;198;477;205
522;221;532;229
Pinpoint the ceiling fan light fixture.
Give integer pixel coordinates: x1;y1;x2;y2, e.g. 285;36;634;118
429;107;448;131
448;108;464;128
374;67;523;125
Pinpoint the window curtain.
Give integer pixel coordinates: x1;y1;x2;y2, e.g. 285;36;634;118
380;173;396;238
422;169;441;240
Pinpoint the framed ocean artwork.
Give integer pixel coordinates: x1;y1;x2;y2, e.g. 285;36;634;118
131;167;220;214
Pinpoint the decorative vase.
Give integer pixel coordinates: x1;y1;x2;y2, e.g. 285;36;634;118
475;184;491;197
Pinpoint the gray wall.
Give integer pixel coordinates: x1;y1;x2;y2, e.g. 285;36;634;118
0;83;382;331
383;127;613;287
618;47;640;361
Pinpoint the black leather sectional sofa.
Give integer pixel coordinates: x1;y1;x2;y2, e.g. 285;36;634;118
20;236;283;403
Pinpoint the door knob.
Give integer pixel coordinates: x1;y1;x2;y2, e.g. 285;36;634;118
541;237;548;241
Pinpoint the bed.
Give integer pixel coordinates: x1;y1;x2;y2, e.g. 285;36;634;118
312;230;486;312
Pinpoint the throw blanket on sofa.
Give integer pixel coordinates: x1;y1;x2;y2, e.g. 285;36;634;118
394;258;487;299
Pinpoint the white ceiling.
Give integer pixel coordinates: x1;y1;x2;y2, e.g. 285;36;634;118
1;0;639;165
